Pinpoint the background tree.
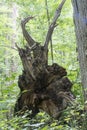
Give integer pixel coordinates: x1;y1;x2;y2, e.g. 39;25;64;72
72;0;87;102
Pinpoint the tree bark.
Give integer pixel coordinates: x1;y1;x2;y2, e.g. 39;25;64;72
14;0;74;119
72;0;87;101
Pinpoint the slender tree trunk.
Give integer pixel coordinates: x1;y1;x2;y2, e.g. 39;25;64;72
72;0;87;101
10;3;18;72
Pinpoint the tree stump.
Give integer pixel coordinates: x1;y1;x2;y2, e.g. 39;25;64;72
14;0;74;119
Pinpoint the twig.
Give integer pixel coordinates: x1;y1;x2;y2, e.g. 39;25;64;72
0;45;18;51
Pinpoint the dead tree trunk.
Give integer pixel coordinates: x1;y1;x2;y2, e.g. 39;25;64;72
14;0;74;119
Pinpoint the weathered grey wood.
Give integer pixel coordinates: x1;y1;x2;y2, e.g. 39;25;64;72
72;0;87;100
44;0;66;54
21;16;38;47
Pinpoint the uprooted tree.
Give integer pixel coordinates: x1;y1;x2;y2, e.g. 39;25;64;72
14;0;74;119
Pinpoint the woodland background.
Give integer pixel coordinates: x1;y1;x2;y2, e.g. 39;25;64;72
0;0;85;130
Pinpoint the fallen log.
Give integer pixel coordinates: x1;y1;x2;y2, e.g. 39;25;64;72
14;0;74;119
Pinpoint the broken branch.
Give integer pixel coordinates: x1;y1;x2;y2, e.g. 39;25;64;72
44;0;66;53
21;16;38;47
